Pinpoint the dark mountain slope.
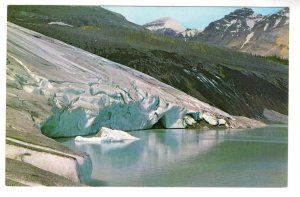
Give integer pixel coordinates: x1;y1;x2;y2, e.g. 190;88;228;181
7;5;288;119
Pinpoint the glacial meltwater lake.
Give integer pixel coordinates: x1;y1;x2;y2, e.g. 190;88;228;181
57;125;287;187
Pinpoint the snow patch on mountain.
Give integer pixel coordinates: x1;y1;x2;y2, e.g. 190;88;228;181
226;19;237;27
246;13;263;29
263;23;269;31
48;22;73;27
180;28;203;37
246;18;257;29
240;32;254;49
273;18;282;28
222;19;237;32
284;19;289;25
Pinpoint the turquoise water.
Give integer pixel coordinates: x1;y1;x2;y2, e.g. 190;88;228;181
57;125;287;187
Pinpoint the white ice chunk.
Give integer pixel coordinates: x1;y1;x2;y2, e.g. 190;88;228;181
75;127;139;143
184;115;196;126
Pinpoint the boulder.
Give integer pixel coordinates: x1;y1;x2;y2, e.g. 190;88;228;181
218;118;227;125
202;113;218;126
184;115;196;126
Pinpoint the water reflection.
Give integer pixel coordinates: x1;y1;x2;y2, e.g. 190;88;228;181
57;125;287;187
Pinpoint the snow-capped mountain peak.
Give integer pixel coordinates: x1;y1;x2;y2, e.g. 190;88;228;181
143;17;186;36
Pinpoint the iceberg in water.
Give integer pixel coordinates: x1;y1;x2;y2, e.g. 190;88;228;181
75;127;139;143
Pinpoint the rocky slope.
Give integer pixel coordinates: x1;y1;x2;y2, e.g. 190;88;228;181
195;8;289;58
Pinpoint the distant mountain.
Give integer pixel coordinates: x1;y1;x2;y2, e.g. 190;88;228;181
195;8;289;59
143;18;203;39
143;17;186;37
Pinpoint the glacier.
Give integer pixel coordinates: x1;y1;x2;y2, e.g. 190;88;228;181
7;22;265;138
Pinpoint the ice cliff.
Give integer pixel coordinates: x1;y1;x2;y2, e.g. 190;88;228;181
7;22;265;138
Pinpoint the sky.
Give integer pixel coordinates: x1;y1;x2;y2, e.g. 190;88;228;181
103;6;283;29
